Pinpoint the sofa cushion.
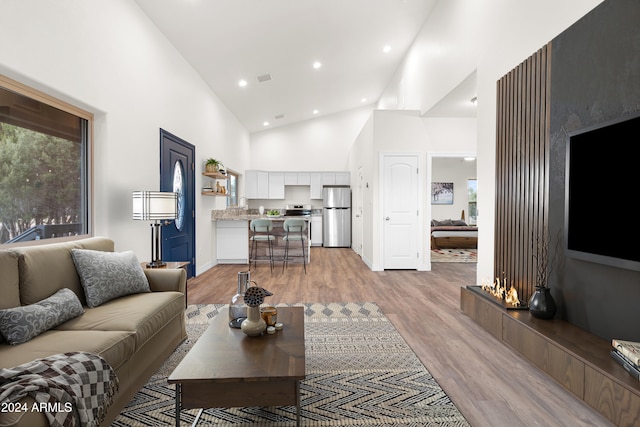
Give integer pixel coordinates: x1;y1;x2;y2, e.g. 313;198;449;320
0;251;20;346
0;288;84;345
56;291;184;350
71;249;150;308
12;237;115;306
0;330;135;372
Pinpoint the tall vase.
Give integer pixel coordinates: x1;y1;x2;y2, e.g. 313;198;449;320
241;305;266;336
529;287;557;319
229;271;251;328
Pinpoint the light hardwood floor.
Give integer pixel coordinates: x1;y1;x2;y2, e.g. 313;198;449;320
187;247;614;427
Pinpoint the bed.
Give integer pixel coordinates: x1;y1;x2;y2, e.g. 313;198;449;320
430;218;478;249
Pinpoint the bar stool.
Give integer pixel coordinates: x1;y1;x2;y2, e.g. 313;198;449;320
249;219;275;272
282;218;307;273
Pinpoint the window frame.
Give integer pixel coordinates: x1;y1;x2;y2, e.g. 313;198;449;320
0;74;94;248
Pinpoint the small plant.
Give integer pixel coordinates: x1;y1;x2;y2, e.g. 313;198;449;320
532;229;561;289
205;158;219;172
267;209;280;216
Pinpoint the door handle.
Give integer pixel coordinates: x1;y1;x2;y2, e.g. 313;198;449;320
385;217;390;221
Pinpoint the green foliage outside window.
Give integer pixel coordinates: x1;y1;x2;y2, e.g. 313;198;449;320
0;123;83;243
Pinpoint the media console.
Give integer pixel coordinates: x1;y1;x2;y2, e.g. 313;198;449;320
460;286;640;426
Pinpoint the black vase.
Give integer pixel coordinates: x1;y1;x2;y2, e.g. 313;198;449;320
529;287;557;319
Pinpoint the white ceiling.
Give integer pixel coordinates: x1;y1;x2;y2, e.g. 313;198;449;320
134;0;476;134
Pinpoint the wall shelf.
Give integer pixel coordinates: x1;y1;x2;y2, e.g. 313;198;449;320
201;191;228;197
202;172;228;179
202;172;228;196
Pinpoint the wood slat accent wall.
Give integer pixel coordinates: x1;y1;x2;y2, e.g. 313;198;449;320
494;43;551;301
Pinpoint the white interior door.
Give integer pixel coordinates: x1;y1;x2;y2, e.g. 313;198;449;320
352;165;364;257
383;155;418;269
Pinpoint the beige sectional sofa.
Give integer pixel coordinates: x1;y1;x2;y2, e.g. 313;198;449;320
0;237;187;426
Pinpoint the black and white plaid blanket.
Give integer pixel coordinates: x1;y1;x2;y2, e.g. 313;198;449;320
0;351;118;427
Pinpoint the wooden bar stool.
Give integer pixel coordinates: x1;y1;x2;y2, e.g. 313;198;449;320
282;218;307;274
249;219;275;272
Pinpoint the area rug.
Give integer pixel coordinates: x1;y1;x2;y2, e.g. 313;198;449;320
112;303;469;426
431;248;477;263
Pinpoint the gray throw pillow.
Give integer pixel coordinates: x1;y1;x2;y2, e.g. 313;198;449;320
0;288;84;345
71;249;150;308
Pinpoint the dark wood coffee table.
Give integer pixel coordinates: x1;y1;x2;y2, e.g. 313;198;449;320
168;306;305;426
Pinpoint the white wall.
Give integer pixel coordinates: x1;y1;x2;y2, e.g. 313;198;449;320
377;0;604;280
0;0;251;274
249;106;372;171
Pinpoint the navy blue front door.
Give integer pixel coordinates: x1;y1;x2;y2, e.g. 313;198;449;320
160;129;195;278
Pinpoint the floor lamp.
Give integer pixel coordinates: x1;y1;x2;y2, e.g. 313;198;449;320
132;191;178;268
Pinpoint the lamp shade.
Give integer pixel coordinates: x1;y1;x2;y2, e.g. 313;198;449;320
132;191;178;221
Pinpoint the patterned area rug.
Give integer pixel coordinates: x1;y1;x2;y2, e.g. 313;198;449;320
113;303;469;426
431;249;477;263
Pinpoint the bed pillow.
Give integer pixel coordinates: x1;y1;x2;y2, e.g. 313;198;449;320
71;249;150;308
451;220;468;226
432;219;453;226
0;288;84;345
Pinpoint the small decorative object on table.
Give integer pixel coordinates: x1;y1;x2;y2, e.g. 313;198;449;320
229;271;254;328
261;306;278;326
266;209;280;218
241;286;273;336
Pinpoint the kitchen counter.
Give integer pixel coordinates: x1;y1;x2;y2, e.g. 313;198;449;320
211;208;316;221
212;209;313;265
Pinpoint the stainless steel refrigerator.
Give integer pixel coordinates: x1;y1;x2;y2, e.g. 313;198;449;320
322;186;351;247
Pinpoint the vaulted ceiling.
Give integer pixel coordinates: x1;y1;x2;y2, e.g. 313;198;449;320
134;0;443;133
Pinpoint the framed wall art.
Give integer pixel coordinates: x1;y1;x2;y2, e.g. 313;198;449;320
431;182;453;205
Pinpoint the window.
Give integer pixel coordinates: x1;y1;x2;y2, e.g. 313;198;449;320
226;170;239;207
0;75;92;245
467;179;477;225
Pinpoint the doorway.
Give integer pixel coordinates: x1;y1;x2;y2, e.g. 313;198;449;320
428;155;477;265
160;129;195;278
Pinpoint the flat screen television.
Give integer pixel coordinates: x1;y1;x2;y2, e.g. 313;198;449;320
565;112;640;272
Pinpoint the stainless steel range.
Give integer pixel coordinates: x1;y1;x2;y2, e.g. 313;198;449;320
284;204;312;218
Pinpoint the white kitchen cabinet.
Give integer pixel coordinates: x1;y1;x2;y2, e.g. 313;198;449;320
268;172;285;199
256;171;270;199
335;172;350;185
310;215;323;246
297;172;311;185
284;172;298;185
216;220;249;263
245;170;258;199
310;172;323;199
322;172;336;186
245;169;350;200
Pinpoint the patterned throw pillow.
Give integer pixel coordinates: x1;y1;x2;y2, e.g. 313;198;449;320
0;288;84;345
71;249;150;308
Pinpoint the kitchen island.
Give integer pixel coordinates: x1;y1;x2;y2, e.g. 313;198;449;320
212;209;311;266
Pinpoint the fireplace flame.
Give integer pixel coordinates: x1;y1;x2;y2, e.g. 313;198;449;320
505;286;520;306
480;276;522;307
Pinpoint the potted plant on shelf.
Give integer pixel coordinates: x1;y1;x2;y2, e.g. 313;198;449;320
205;158;219;173
529;230;557;319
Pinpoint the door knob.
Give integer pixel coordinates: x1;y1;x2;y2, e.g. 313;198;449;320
385;217;390;221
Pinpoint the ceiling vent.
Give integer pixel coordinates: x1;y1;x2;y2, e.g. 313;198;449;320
257;74;272;83
275;114;285;120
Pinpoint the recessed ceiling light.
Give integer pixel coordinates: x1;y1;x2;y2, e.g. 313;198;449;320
263;121;270;127
238;79;247;87
313;61;322;69
383;45;392;53
464;157;476;161
313;109;319;115
361;98;367;103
